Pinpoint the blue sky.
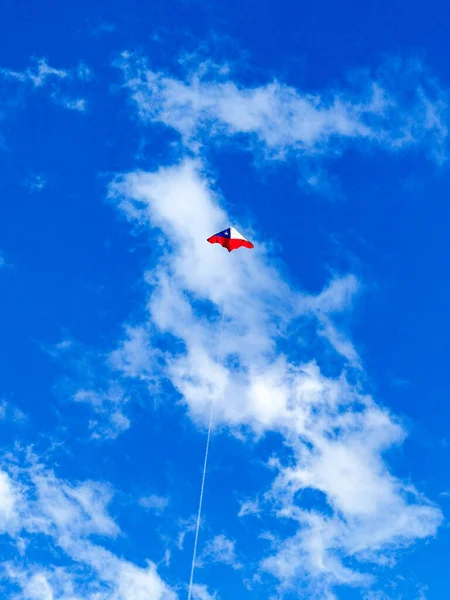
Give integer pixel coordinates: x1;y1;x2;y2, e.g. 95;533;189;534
1;1;450;599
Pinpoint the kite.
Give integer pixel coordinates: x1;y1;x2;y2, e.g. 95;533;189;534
187;226;254;600
207;226;254;252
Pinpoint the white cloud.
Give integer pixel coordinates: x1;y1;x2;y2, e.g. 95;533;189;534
1;58;68;87
109;325;161;382
0;453;176;600
0;251;12;270
176;517;197;551
24;174;46;193
306;274;361;366
116;53;448;164
108;158;442;597
0;398;26;425
77;63;93;81
58;97;87;112
139;494;169;514
364;593;392;600
73;383;130;439
0;469;21;534
238;498;261;518
45;338;137;440
55;339;73;352
1;58;91;112
200;534;241;569
21;573;56;600
23;462;120;540
191;584;217;600
88;22;117;37
46;323;170;440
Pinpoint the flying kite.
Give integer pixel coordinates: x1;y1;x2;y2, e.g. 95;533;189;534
187;225;254;600
207;226;254;252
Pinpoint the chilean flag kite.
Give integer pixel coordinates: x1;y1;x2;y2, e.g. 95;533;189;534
207;226;254;252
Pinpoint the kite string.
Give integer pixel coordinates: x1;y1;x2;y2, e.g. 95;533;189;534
187;301;226;600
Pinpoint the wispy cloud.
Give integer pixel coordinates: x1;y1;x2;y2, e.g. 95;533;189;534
73;384;131;440
0;398;25;424
24;173;47;193
59;96;88;112
238;498;261;518
1;58;68;87
200;534;242;570
139;494;169;515
45;337;134;440
0;250;13;271
87;21;118;37
0;450;176;600
116;53;448;166
0;57;91;112
191;583;218;600
76;63;93;81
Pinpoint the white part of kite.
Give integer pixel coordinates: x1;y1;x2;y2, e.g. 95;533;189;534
229;226;248;240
